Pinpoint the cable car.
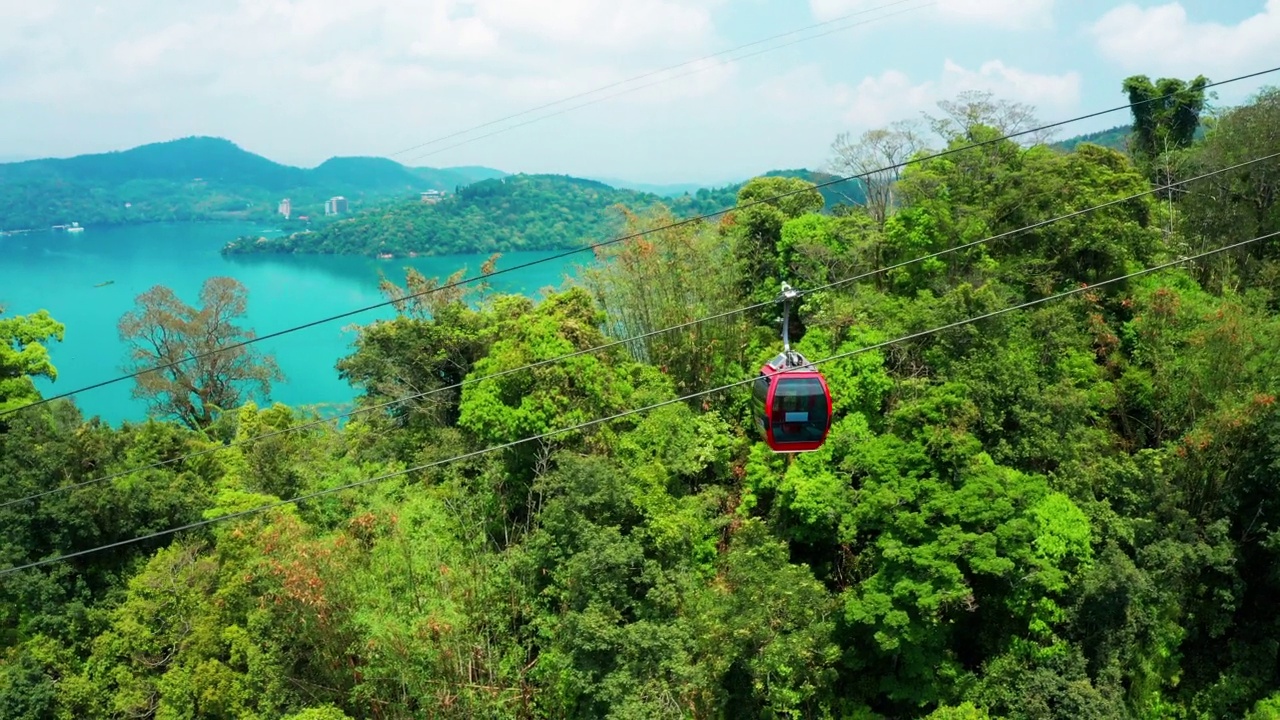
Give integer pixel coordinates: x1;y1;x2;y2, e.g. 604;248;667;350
750;283;833;453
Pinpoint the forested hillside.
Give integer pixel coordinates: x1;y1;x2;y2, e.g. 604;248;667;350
220;169;861;257
2;77;1280;719
1053;124;1132;152
222;174;684;256
0;137;506;230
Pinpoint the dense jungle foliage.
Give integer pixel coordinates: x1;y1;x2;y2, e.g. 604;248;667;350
0;137;505;230
219;170;859;258
1;79;1279;719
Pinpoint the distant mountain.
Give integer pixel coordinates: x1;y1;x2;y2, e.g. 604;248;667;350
430;165;509;184
0;135;863;239
590;170;864;208
1051;122;1212;155
588;170;864;206
0;136;508;230
308;156;422;192
223;173;659;257
5;136;309;189
760;169;862;210
222;168;867;259
586;177;721;197
306;156;507;193
1053;125;1133;153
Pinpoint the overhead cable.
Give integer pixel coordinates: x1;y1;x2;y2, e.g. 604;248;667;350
388;0;931;158
400;1;935;162
4;64;1276;418
3;226;1275;576
4;152;1274;509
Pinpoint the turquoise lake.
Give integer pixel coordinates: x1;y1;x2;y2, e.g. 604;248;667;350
0;222;585;425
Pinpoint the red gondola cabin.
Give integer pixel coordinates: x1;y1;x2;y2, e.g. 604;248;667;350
751;352;833;453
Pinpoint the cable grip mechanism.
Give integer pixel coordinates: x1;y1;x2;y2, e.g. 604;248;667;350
775;282;809;370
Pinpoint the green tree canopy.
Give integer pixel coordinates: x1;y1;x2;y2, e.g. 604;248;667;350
0;307;64;418
1123;74;1210;160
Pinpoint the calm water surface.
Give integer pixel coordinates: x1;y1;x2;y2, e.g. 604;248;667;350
0;222;585;425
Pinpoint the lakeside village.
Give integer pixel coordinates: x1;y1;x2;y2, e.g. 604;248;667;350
274;188;447;223
252;188;450;259
0;190;449;254
1;222;86;237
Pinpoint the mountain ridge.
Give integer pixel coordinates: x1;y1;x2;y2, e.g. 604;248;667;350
220;168;867;259
2;137;507;186
3;126;1128;232
0;136;510;230
0;136;856;232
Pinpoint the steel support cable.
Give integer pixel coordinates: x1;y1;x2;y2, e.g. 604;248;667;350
4;63;1276;418
5;151;1275;510
388;0;930;158
795;152;1280;298
3;227;1275;577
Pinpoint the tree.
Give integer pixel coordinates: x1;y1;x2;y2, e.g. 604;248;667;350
1176;86;1280;296
828;120;928;226
118;277;282;430
925;89;1055;145
337;263;497;439
727;175;825;327
1122;74;1211;215
580;204;751;395
0;307;65;419
1122;74;1210;161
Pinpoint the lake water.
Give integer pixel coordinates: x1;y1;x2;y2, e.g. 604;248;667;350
0;222;586;425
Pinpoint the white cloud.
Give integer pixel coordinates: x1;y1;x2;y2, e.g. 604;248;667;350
0;0;749;174
810;0;1054;29
755;64;855;121
0;0;727;107
841;59;1082;129
1091;1;1280;79
0;0;1089;182
4;0;61;24
469;0;719;53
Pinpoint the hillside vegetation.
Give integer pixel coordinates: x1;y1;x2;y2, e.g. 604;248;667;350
0;136;506;230
1052;124;1132;152
221;168;862;257
2;77;1280;719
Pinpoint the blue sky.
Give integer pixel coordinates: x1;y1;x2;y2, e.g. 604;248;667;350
1;0;1276;184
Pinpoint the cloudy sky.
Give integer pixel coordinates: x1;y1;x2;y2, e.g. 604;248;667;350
2;0;1277;183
